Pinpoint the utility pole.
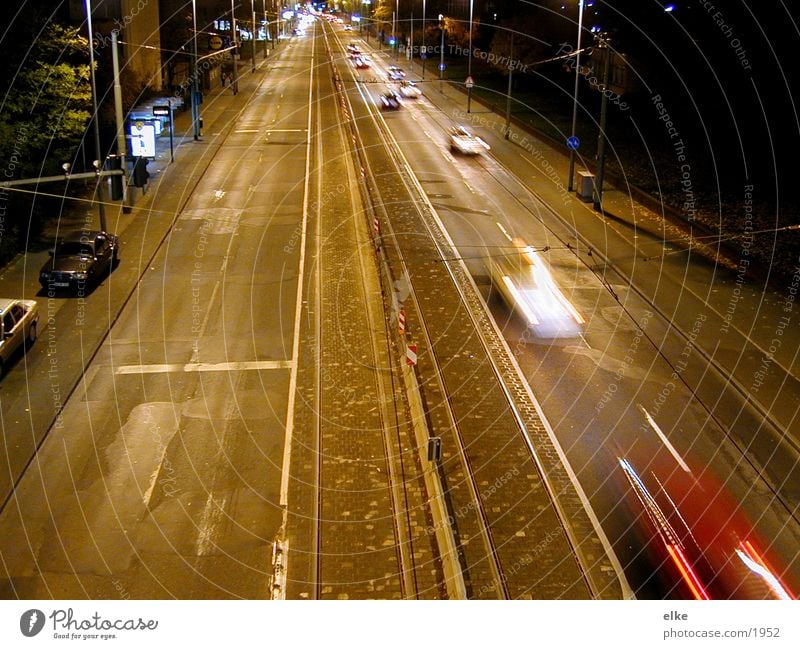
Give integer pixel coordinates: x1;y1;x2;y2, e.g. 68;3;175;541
251;0;257;72
421;0;426;79
192;0;200;140
467;0;474;113
593;33;613;211
439;15;445;92
231;0;239;94
111;31;131;213
504;31;514;139
567;0;585;192
263;0;268;57
84;0;107;232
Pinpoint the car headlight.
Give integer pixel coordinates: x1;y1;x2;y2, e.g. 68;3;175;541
74;272;88;281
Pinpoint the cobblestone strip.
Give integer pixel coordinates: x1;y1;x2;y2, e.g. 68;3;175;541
346;103;623;599
393;145;623;598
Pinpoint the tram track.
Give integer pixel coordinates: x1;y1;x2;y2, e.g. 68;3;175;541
326;25;624;598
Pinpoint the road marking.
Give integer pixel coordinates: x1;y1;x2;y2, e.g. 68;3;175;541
213;189;226;201
280;29;315;509
496;222;513;243
115;360;293;375
196;491;227;556
265;128;308;132
639;404;692;474
235;129;260;133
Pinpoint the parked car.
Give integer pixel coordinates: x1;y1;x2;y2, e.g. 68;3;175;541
0;298;39;373
39;230;120;293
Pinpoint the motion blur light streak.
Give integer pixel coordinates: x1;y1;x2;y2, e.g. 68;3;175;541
666;544;710;600
619;457;712;599
502;275;540;325
491;238;584;337
736;541;794;600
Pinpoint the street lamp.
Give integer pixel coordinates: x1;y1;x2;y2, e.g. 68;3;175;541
439;14;445;92
262;0;268;56
84;0;107;231
251;0;256;72
467;0;474;112
230;0;239;94
593;32;613;210
567;0;585;192
191;0;200;140
421;0;426;79
393;0;398;61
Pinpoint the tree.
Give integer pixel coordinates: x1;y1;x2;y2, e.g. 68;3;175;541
0;23;91;174
488;19;547;75
0;21;91;259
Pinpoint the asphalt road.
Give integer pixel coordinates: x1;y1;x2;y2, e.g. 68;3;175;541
340;33;800;598
0;33;312;598
1;17;797;601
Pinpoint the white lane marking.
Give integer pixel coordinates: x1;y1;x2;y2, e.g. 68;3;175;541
639;404;692;474
280;29;315;509
235;129;260;133
496;222;513;243
115;360;293;375
375;116;635;598
265;128;308;132
213;189;226;201
196;491;227;556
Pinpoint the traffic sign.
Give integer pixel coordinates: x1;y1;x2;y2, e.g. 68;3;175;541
398;309;406;335
152;104;170;116
465;75;475;89
439;62;446;71
567;135;581;150
421;52;427;60
406;344;418;366
209;35;223;50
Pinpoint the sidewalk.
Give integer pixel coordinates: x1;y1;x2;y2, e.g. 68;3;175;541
0;48;280;503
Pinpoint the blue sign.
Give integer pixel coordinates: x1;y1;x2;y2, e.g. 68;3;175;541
421;52;427;59
566;135;580;150
439;62;446;71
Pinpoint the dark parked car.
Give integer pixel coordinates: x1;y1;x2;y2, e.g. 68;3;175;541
39;230;120;292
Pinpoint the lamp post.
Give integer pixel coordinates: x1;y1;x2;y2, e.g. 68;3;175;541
262;0;268;57
230;0;239;94
504;30;514;139
392;1;397;61
439;14;445;92
251;0;256;72
567;0;585;192
190;0;200;140
593;32;612;211
84;0;107;232
421;0;426;79
466;0;474;112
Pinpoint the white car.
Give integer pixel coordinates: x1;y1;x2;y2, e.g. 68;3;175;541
0;298;39;373
398;80;422;98
487;238;584;338
449;125;491;155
